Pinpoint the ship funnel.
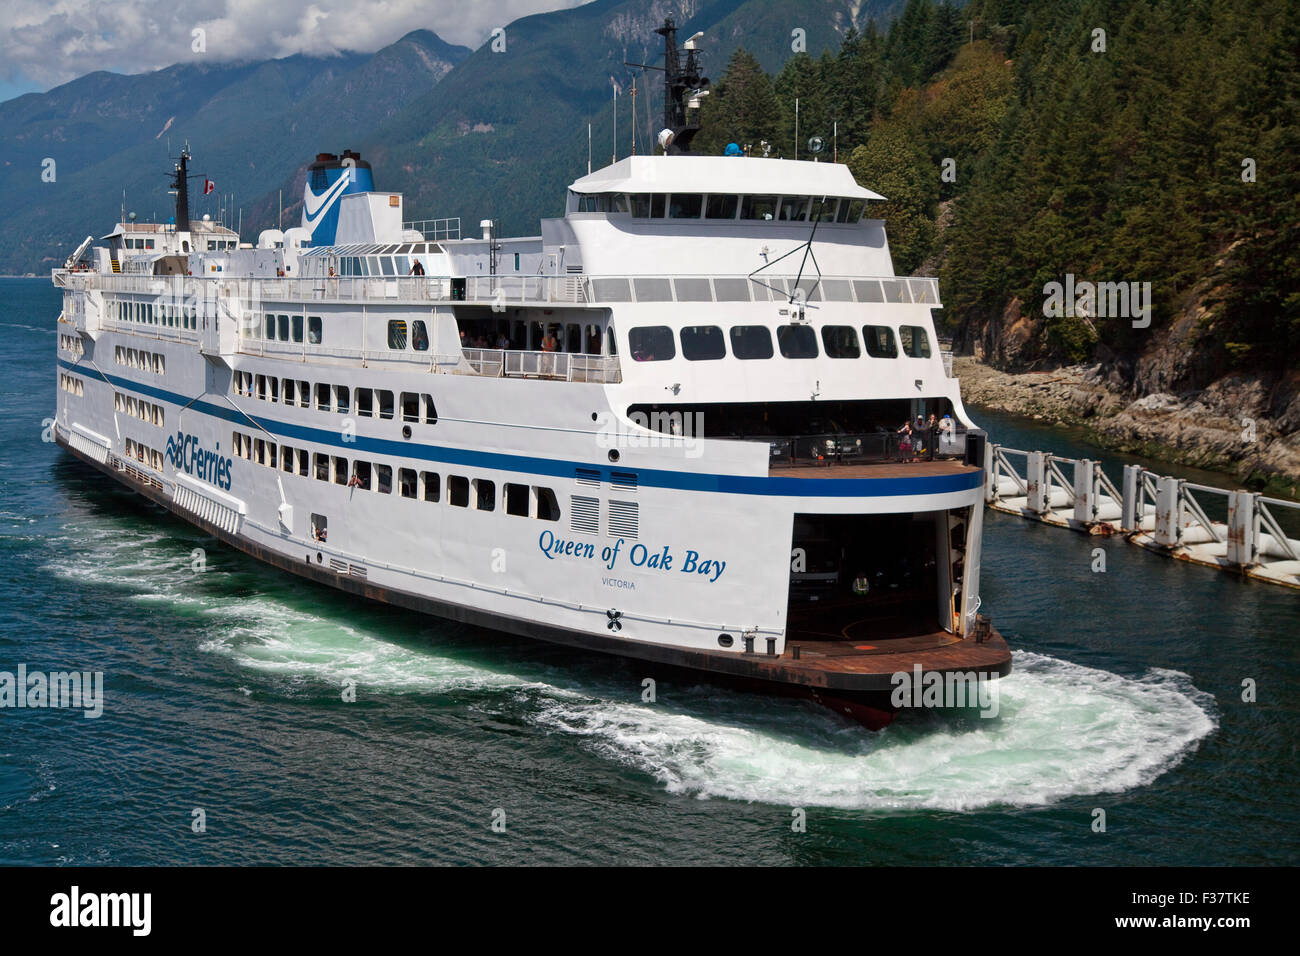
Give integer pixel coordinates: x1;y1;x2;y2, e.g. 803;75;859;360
301;149;373;246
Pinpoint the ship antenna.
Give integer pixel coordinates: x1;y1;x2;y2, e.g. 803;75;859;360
747;198;827;305
627;19;709;154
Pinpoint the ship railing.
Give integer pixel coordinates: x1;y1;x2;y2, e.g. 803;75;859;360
462;347;621;383
764;429;966;467
61;271;944;311
102;315;200;344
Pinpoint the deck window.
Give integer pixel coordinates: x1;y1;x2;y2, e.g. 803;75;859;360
535;487;561;522
398;469;417;498
277;314;290;340
315;453;329;481
729;325;774;360
862;325;899;358
400;392;420;423
356;389;373;417
422;394;438;424
332;456;348;484
307;316;322;344
377;390;394;420
474;479;495;511
334;385;349;414
292;315;304;343
505;483;529;517
352;461;372;491
411;319;429;351
900;325;932;358
821;326;861;358
388;320;408;349
680;326;726;361
315;383;331;411
263;315;274;339
777;324;819;359
628;326;675;362
448;476;469;508
376;465;393;494
421;472;440;502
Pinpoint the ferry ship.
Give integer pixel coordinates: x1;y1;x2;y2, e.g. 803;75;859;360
52;21;1010;728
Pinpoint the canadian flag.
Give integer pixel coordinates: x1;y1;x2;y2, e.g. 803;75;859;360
203;178;215;195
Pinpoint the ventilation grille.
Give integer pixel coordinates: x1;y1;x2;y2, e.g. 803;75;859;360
610;471;638;492
569;495;600;534
575;468;601;487
172;483;242;535
607;500;639;539
330;558;348;573
68;428;110;465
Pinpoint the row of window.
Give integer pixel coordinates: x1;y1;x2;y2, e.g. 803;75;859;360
59;373;85;396
628;323;933;362
58;334;84;358
231;430;561;520
572;192;867;224
115;346;165;375
109;297;198;330
114;391;165;427
232;373;438;423
259;313;324;345
124;438;164;471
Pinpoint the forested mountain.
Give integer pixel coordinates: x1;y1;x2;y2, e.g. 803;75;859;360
692;0;1297;390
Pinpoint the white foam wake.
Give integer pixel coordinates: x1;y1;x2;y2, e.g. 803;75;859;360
529;651;1218;809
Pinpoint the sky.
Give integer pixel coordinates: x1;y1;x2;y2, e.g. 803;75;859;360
0;0;589;101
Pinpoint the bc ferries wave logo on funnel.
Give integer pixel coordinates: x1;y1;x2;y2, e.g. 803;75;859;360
300;150;373;246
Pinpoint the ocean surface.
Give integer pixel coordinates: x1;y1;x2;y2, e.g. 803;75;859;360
1;276;1296;865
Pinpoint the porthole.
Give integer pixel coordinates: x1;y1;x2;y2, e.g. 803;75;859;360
718;633;734;648
591;412;598;421
316;552;323;564
608;449;620;463
402;424;412;439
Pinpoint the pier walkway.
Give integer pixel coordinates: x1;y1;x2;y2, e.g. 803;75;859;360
984;445;1300;590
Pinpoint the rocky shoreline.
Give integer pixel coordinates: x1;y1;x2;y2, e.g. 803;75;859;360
952;357;1300;500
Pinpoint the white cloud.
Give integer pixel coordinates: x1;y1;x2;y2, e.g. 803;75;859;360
0;0;589;91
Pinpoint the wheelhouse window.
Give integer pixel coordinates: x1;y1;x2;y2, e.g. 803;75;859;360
680;326;726;361
668;194;703;219
836;199;866;223
628;193;666;218
705;194;739;219
900;325;932;358
862;325;899;358
777;324;819;358
821;326;861;358
729;325;774;360
778;197;810;221
628;326;676;362
740;195;778;220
